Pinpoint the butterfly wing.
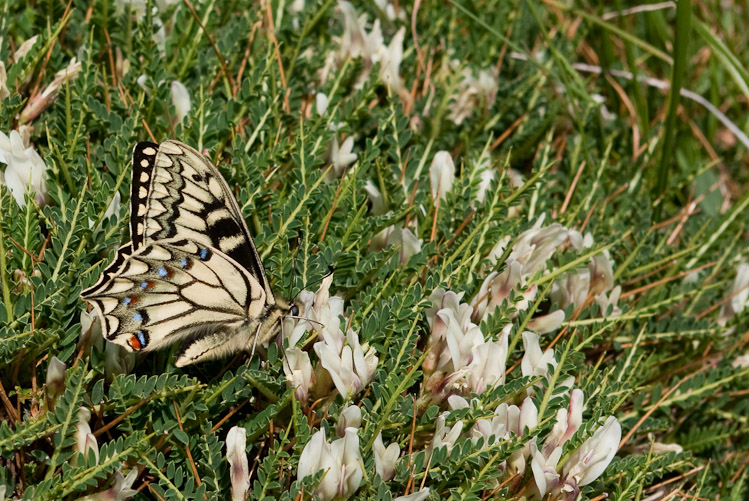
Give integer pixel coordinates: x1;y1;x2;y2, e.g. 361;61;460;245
81;238;268;366
129;140;274;304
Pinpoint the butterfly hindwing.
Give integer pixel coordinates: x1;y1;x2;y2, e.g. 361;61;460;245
129;140;273;303
81;238;267;357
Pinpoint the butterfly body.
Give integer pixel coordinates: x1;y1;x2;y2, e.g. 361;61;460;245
82;140;296;367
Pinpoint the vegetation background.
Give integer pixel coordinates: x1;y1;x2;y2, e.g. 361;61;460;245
0;0;747;499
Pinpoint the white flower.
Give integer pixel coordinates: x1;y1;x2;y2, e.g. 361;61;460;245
589;252;615;295
45;356;66;407
484;236;510;269
316;92;329;115
373;432;400;481
74;407;99;465
394;488;430;501
336;2;405;94
527;310;566;334
466;334;508;394
374;0;402;21
79;309;104;355
551;269;590;310
651;442;683;454
530;440;562;498
508;218;568;278
470;261;524;321
170;81;191;125
14;35;38;60
595;285;622;318
719;262;749;325
543;389;584;454
447;67;498;126
327;135;357;180
283;273;344;349
475;167;496;204
433;308;484;373
560;416;621;493
115;47;130;79
387;227;422;264
283;347;313;402
0;130;48;208
376;27;405;93
290;0;305;14
78;468;138;501
0;62;9;101
298;428;363;500
363;179;385;215
424;289;466;329
422;289;486;402
429;151;455;205
337;1;369;59
89;191;122;229
226;426;250;501
521;331;557;380
337;405;362;436
136;74;149;94
471;398;537;475
20;58;82;124
314;329;378;400
733;354;749;368
105;341;135;379
432;414;463;453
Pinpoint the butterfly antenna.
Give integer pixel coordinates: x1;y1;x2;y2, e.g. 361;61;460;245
294;265;336;301
284;315;325;328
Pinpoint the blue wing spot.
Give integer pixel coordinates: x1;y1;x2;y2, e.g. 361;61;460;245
140;281;148;289
123;297;132;306
180;258;188;268
132;312;143;322
157;266;168;277
136;331;147;348
199;248;211;260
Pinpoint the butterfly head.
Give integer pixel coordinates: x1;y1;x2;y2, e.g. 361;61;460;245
273;296;303;320
257;296;304;344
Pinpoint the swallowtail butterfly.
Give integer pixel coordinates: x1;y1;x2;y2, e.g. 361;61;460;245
81;140;298;367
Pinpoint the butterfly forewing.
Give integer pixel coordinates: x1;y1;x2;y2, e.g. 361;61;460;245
130;140;273;302
82;140;292;367
81;238;267;354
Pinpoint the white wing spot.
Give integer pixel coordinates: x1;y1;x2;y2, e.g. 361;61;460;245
137;222;144;235
137;204;147;216
139;186;148;198
160;142;182;155
155;155;173;167
140;159;149;168
139;171;149;182
219;234;247;253
142;147;157;156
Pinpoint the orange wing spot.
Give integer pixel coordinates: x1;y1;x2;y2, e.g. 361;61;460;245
123;296;140;305
128;334;143;351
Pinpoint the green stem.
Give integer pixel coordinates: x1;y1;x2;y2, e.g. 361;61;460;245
0;193;13;322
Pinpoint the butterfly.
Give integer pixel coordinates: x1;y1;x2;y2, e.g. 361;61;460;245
81;140;299;367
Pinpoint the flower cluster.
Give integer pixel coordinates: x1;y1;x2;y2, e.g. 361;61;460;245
272;216;623;499
333;1;406;99
280;274;378;405
441;354;621;499
0;130;49;209
447;66;499;126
